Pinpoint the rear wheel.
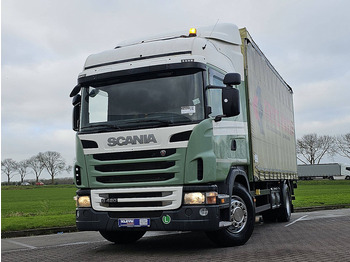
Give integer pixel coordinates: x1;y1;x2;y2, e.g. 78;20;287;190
206;183;255;247
99;230;145;244
276;183;292;222
262;182;292;223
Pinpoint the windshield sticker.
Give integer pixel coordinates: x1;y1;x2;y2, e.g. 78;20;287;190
181;106;196;115
192;98;200;105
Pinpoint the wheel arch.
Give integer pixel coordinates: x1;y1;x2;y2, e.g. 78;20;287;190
206;168;255;247
225;167;251;194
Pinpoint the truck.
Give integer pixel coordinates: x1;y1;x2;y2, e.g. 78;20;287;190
298;163;350;180
70;23;298;247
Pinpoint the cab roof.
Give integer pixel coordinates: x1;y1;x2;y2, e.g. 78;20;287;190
115;23;241;48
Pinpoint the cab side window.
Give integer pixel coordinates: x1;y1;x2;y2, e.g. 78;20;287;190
207;69;225;117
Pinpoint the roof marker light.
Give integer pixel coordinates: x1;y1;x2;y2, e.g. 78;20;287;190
189;28;197;37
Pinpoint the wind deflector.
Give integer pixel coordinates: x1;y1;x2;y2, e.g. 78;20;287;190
78;62;206;86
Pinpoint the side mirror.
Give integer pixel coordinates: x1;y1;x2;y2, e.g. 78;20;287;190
70;84;81;97
72;94;81;106
223;73;241;86
222;87;240;117
72;94;81;131
206;72;241;120
72;105;80;131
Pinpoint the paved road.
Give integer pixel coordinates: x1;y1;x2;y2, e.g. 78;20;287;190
2;209;350;262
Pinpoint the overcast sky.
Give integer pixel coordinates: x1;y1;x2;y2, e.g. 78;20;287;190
2;0;350;181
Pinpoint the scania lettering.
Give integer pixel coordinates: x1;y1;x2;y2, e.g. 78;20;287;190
70;24;298;247
107;134;157;146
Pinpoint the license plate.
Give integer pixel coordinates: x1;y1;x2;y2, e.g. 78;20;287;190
118;218;150;228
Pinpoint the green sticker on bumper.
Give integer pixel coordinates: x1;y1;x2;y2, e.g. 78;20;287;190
162;215;171;224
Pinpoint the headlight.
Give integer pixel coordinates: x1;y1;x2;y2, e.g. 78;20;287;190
183;192;218;205
205;192;218;204
184;192;205;204
74;195;91;208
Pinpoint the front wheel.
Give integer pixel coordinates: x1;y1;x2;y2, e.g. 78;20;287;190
99;230;145;244
206;183;255;247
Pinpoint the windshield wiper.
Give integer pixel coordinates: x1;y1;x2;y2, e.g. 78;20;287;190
81;123;121;131
126;118;174;126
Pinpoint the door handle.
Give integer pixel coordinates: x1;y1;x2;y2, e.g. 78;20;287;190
231;139;237;151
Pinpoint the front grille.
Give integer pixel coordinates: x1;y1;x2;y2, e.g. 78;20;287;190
107;192;170;198
95;161;175;172
103;201;166;208
93;149;176;161
87;148;183;187
96;173;175;183
91;186;183;211
108;211;162;218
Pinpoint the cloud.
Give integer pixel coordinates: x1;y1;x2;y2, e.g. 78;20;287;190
293;69;350;136
2;57;82;124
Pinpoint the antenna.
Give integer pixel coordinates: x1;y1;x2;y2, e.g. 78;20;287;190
202;19;220;50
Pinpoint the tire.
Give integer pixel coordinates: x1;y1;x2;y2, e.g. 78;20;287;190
99;230;145;244
346;176;350;180
276;183;292;222
206;183;255;247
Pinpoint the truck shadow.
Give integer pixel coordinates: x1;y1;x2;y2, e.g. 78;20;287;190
93;219;268;256
95;231;218;254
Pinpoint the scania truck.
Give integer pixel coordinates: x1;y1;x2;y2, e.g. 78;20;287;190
70;23;298;247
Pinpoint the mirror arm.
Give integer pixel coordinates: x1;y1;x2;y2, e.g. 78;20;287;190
206;85;226;90
214;115;224;122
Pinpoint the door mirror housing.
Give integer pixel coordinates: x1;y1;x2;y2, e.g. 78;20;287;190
206;73;241;119
72;94;81;106
72;105;80;131
223;73;241;86
222;73;241;117
72;94;81;131
70;84;81;97
222;87;240;117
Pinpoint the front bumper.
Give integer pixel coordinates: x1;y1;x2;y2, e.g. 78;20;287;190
76;204;224;232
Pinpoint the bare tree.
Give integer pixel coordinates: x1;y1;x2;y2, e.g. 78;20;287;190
1;159;18;185
28;154;45;183
39;151;71;184
17;160;30;183
297;133;336;164
336;133;350;159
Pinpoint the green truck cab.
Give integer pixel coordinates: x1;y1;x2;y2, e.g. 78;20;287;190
70;24;297;246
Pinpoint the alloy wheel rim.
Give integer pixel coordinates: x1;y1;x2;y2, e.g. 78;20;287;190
227;196;248;234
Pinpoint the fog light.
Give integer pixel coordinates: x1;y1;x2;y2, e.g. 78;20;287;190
199;208;208;217
74;195;91;208
206;192;218;204
184;192;205;204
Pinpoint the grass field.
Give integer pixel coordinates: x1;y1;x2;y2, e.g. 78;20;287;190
1;180;350;232
293;180;350;207
1;185;76;231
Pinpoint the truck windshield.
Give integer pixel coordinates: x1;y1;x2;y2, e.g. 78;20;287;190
80;69;205;132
